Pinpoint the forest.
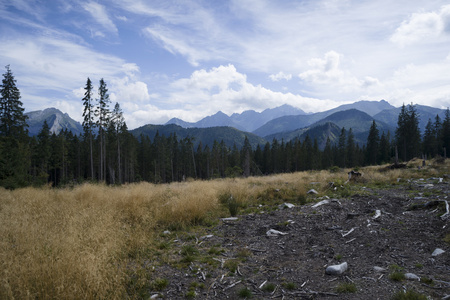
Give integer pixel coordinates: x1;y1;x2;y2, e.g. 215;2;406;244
1;65;450;189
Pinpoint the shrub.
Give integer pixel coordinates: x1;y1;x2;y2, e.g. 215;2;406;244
336;282;357;293
391;289;427;300
238;287;253;298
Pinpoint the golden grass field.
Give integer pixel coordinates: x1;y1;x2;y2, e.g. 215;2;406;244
0;159;448;299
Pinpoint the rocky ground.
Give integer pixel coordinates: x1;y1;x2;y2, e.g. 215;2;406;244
140;177;450;299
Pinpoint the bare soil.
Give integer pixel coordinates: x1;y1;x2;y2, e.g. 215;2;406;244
141;178;450;299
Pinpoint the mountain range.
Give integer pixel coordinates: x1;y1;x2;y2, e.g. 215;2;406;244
25;100;447;150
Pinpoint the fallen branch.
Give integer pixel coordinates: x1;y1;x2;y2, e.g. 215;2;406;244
341;227;355;237
224;280;242;291
441;200;449;220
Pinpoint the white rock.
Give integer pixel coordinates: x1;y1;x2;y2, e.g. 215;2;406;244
325;262;348;275
432;248;445;256
279;202;295;209
405;273;420;281
163;230;171;235
372;210;381;219
266;229;288;236
312;199;329;208
200;234;214;240
373;266;386;272
307;189;318;195
221;217;239;221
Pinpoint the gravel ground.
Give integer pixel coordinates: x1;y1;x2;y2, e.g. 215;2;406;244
136;177;450;299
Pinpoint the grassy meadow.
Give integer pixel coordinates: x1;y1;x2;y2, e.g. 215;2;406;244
1;159;448;299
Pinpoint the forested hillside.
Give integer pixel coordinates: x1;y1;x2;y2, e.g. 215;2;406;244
1;66;449;188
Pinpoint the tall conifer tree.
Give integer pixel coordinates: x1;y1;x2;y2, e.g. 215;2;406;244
82;77;95;179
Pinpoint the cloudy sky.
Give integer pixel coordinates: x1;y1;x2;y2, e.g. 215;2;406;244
1;0;450;129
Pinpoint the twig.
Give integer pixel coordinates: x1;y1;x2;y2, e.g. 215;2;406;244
224;280;242;291
237;266;243;276
345;238;356;243
441;200;449;220
342;227;355;237
259;280;267;289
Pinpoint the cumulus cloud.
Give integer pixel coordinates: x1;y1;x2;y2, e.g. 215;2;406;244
130;64;338;124
299;51;363;93
390;5;450;46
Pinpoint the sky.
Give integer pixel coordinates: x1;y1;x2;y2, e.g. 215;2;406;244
0;0;450;129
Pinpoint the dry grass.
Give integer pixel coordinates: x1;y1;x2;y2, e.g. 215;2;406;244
0;159;448;299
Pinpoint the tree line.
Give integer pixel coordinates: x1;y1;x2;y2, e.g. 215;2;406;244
0;65;449;188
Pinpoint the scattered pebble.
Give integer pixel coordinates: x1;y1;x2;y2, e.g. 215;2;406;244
325;262;348;275
432;248;445;256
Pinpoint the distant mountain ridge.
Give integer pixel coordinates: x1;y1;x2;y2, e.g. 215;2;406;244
23;101;447;152
166;104;306;132
25;108;83;136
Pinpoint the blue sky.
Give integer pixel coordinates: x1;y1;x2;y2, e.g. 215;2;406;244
1;0;450;129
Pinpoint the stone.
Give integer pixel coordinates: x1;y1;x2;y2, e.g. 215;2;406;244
307;189;318;195
279;202;295;209
432;248;445;256
325;262;348;275
311;199;329;208
373;266;386;272
404;273;420;281
221;217;239;221
266;229;288;236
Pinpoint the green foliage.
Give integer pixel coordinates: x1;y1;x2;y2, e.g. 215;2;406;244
238;287;253;298
150;278;169;291
336;282;357;293
391;289;427;300
262;282;276;292
282;282;296;290
218;191;240;216
224;259;240;273
389;272;405;282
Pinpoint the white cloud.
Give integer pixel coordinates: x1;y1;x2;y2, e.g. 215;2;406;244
127;65;340;126
82;1;118;34
390;5;450;46
269;72;292;82
298;51;364;95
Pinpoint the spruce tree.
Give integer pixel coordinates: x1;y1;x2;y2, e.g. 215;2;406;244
0;65;28;138
395;103;421;161
0;65;29;188
441;108;450;157
82;77;95;179
337;127;346;167
96;78;111;181
422;119;436;158
366;120;380;165
346;128;355;168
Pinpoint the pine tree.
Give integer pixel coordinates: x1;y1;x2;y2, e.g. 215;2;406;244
378;131;391;164
441;108;450;157
346;128;355;168
82;77;95;179
96;78;111;181
366;120;380;165
35;120;51;184
337;128;347;167
0;65;28;139
395;103;421;161
111;102;124;183
422;119;436;158
0;65;29;188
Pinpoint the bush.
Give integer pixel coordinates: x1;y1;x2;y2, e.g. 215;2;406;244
391;289;427;300
336;282;357;293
